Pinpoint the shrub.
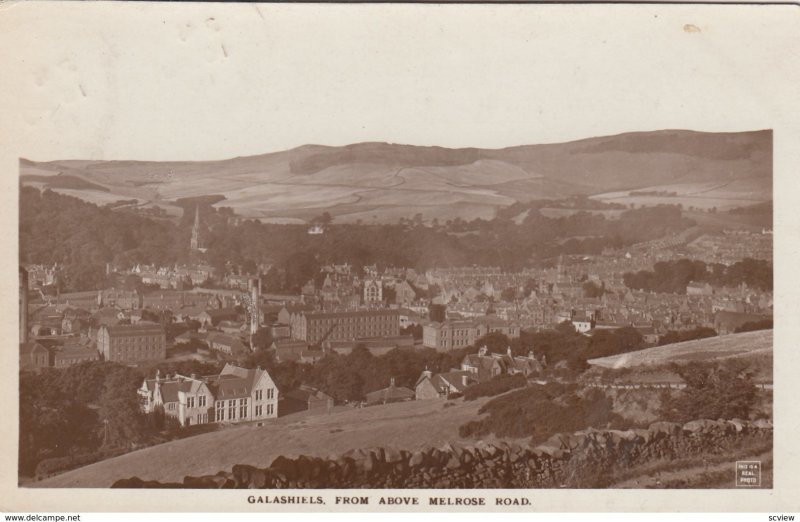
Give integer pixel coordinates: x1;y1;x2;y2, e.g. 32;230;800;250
734;319;773;333
658;360;758;423
458;383;628;444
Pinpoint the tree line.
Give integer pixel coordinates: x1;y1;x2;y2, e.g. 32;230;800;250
21;186;695;293
623;258;772;294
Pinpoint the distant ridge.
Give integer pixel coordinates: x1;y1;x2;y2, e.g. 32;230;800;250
20;129;772;223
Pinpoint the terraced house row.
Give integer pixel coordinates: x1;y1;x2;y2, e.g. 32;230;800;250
138;364;279;427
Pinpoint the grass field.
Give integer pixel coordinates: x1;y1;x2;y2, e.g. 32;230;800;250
590;180;770;212
32;396;497;488
587;330;773;370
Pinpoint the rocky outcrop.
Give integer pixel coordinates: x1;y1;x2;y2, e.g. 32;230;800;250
112;418;772;489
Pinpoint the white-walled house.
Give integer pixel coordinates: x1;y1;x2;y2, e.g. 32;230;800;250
138;363;279;427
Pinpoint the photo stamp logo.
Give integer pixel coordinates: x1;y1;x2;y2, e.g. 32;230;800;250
736;460;761;487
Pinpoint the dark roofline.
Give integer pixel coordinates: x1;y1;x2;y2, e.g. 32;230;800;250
304;309;400;319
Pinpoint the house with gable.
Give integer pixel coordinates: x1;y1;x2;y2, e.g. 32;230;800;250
139;370;215;426
282;386;334;415
19;342;52;371
364;378;415;406
461;348;506;381
415;369;476;400
460;346;542;382
206;364;279;423
138;363;279;426
393;280;417;306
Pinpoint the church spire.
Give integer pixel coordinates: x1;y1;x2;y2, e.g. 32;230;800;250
190;205;201;251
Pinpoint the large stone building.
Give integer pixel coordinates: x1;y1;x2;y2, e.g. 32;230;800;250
290;309;400;345
423;320;480;351
138;364;278;427
97;323;166;363
422;317;521;351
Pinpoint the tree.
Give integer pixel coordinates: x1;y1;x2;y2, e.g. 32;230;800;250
241;258;258;275
400;324;423;340
312;212;333;225
586;327;643;358
429;304;446;323
382;286;397;304
659;360;758;423
250;327;273;351
500;287;517;302
97;367;148;449
582;281;604;298
658;327;717;346
474;332;511;354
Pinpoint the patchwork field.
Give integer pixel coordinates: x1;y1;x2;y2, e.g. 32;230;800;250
590;179;770;211
539;208;626;219
19;129;771;223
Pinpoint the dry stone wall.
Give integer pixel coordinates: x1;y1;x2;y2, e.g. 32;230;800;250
112;418;772;489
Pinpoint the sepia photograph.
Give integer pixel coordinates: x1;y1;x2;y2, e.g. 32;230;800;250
2;1;799;514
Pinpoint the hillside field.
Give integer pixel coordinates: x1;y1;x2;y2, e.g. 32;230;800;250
20;129;771;224
587;330;773;371
32;396;501;488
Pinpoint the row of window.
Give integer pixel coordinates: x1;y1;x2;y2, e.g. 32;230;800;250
310;315;397;326
210;397;280;422
113;345;162;353
186;395;207;408
111;335;163;343
254;389;275;400
55;356;96;366
185;413;209;426
255;404;274;416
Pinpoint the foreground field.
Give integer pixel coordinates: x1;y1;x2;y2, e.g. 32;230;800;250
587;330;773;370
610;445;773;489
33;396;493;488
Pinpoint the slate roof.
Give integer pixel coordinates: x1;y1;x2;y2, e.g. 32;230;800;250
206;365;264;400
365;384;415;404
206;332;247;354
417;370;475;395
284;386;333;404
158;380;193;403
105;324;164;337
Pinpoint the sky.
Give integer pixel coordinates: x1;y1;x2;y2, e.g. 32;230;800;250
2;2;798;162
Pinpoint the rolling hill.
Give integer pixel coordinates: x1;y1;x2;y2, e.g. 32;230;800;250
587;330;773;371
19;129;772;223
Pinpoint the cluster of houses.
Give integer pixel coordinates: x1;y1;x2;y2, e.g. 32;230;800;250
414;346;543;400
20;226;772;375
134;343;544;428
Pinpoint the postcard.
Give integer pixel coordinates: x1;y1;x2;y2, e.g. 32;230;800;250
1;1;798;513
